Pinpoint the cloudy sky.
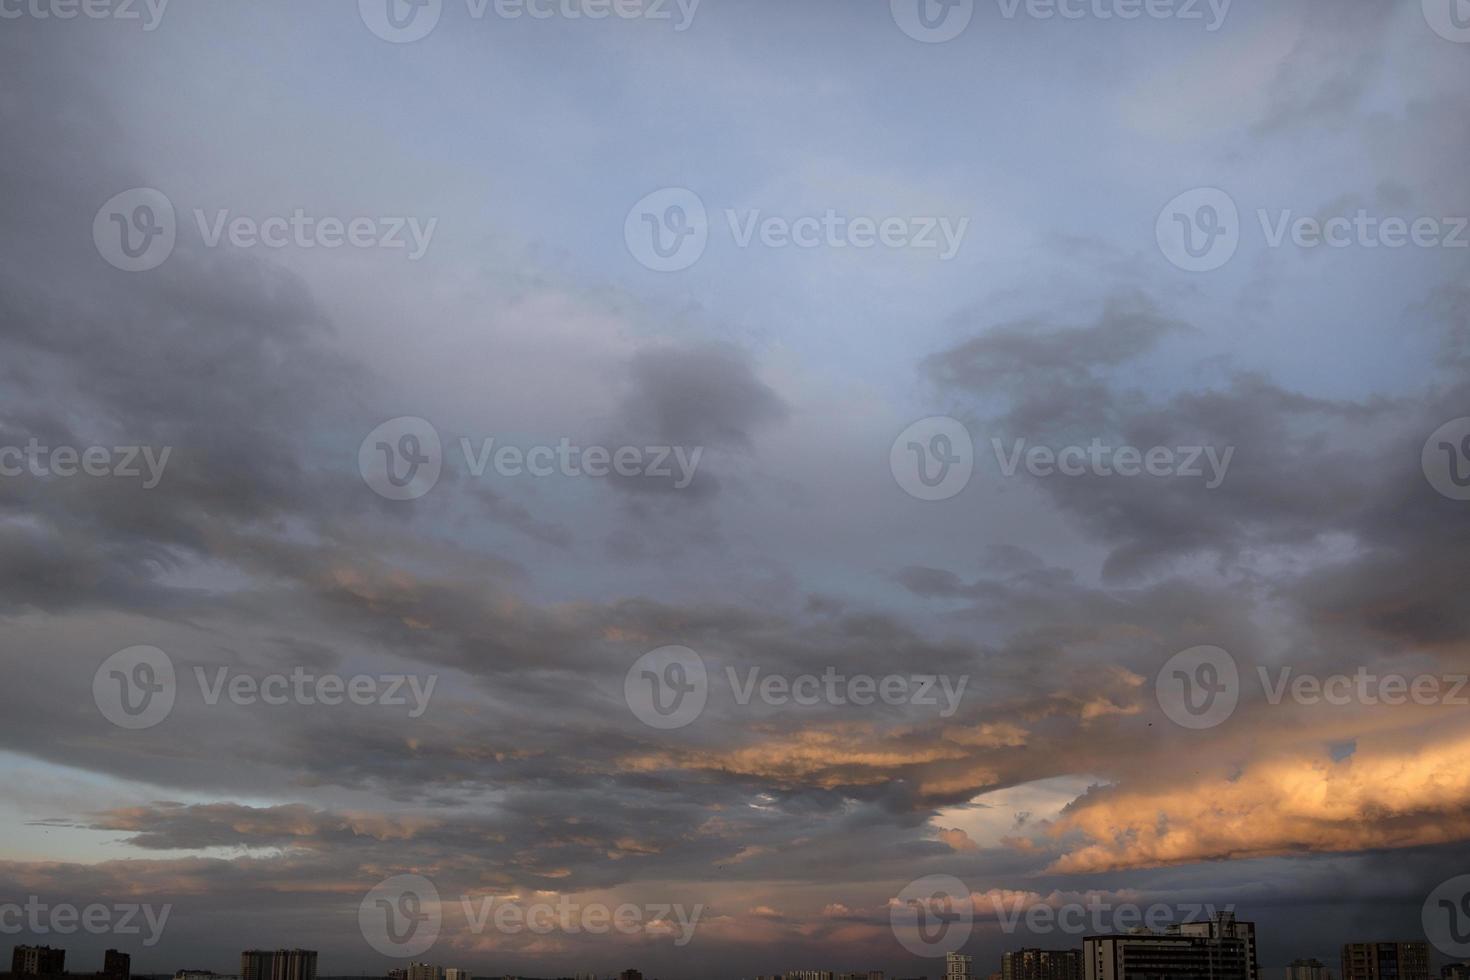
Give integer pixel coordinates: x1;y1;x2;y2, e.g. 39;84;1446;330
3;1;1470;978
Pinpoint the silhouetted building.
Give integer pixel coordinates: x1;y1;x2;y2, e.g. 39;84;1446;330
1442;965;1470;980
241;949;317;980
619;971;643;980
1341;944;1429;980
103;950;131;980
949;954;973;980
1004;949;1082;980
406;965;440;980
1289;959;1330;980
13;946;66;976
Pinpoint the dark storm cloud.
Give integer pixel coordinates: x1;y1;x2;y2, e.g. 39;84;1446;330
617;343;790;450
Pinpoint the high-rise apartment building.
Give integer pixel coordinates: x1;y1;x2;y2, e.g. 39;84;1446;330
1443;965;1470;980
445;969;471;980
1289;959;1330;980
949;953;974;980
241;949;318;980
1172;911;1258;980
1086;912;1257;980
1003;948;1082;980
406;963;441;980
12;946;67;976
104;949;132;980
1341;943;1429;980
619;970;644;980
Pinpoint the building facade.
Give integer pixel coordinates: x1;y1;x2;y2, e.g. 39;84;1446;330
1003;948;1083;980
12;946;67;976
240;949;318;980
1086;934;1252;980
1341;943;1430;980
1288;959;1330;980
103;949;131;980
1173;911;1258;980
948;953;974;980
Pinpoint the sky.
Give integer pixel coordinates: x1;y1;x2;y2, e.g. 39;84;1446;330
3;0;1470;978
